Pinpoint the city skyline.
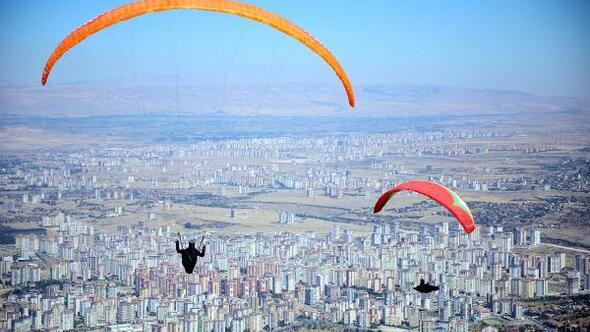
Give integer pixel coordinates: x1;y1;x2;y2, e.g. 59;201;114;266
1;117;589;330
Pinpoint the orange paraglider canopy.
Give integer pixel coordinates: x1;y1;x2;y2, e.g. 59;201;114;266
41;0;354;107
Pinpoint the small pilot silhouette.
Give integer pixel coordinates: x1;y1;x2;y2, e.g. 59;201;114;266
175;239;206;274
413;278;439;293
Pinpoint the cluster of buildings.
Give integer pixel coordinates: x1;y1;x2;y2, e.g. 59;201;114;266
1;131;588;331
277;212;299;225
2;134;587;220
1;213;587;331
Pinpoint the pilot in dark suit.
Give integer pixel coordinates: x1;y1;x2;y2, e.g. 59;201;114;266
175;240;206;274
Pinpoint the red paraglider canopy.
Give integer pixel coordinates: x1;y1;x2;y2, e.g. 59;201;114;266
374;180;476;234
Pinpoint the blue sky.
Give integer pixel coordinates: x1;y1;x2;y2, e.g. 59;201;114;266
1;0;589;97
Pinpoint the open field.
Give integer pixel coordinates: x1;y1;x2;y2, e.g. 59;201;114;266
1;112;588;246
88;202;371;235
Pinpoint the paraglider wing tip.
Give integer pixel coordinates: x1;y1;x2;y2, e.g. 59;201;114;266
373;191;393;214
41;67;49;86
347;90;355;108
464;224;476;234
372;199;382;213
41;69;49;85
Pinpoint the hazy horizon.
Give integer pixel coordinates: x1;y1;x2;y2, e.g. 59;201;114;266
2;0;590;99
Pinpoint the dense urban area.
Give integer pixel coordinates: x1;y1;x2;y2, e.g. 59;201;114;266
1;116;589;331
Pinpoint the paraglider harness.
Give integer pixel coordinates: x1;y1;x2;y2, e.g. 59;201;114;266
176;233;206;274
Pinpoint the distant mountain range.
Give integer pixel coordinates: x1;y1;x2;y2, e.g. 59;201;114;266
1;82;588;118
